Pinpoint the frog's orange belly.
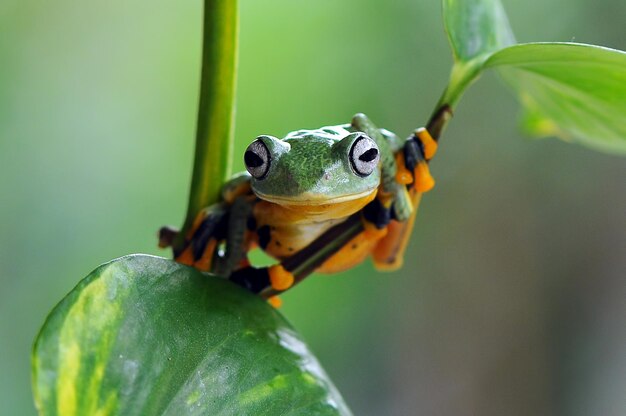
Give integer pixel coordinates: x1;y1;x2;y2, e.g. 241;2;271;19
259;221;342;259
251;192;379;273
318;232;379;273
257;221;380;274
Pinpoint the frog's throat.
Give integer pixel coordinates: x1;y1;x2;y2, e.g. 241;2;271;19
253;189;377;206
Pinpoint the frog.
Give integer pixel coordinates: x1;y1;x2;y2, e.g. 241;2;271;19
160;113;438;305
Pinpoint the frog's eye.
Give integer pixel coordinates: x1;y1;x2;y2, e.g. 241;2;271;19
244;138;271;179
349;135;380;177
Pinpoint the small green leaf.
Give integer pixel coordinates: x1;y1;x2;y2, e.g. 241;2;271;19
443;0;515;64
32;255;351;416
486;42;626;154
439;0;515;108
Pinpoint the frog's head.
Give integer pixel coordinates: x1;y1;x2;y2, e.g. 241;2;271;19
244;128;380;206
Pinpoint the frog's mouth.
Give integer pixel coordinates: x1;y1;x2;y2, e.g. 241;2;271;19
253;189;377;206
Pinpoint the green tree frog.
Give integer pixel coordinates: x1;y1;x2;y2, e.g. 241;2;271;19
161;113;437;306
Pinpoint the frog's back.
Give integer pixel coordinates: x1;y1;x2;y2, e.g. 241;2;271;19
284;124;352;142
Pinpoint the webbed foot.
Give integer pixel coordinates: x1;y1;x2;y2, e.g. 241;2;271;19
268;296;282;308
269;264;295;291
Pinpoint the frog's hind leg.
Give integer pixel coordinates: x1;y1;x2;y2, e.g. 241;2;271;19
162;203;230;272
160;173;255;275
373;127;438;270
372;191;422;270
177;196;252;276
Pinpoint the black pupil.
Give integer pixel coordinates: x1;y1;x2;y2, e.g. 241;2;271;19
359;148;378;162
245;150;264;168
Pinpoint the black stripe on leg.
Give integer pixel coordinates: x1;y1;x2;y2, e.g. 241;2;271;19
257;225;271;249
246;215;257;231
363;198;391;229
191;215;223;261
229;267;271;294
403;138;422;172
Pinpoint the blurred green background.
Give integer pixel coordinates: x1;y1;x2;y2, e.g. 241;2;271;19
1;0;625;415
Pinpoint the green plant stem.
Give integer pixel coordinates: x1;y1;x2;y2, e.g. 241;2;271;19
426;103;453;142
426;58;487;141
176;0;239;248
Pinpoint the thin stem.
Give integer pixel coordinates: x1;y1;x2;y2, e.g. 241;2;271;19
175;0;239;248
426;57;491;141
426;104;453;142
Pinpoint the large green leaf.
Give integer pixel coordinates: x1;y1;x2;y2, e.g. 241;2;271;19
32;255;351;416
440;1;626;154
485;42;626;154
440;0;515;107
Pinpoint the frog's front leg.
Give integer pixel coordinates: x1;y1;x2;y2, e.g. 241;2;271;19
351;113;413;222
212;195;253;276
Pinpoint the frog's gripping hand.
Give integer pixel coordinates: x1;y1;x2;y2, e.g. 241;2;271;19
403;127;437;191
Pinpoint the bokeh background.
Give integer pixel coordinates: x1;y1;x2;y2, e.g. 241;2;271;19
1;0;625;414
